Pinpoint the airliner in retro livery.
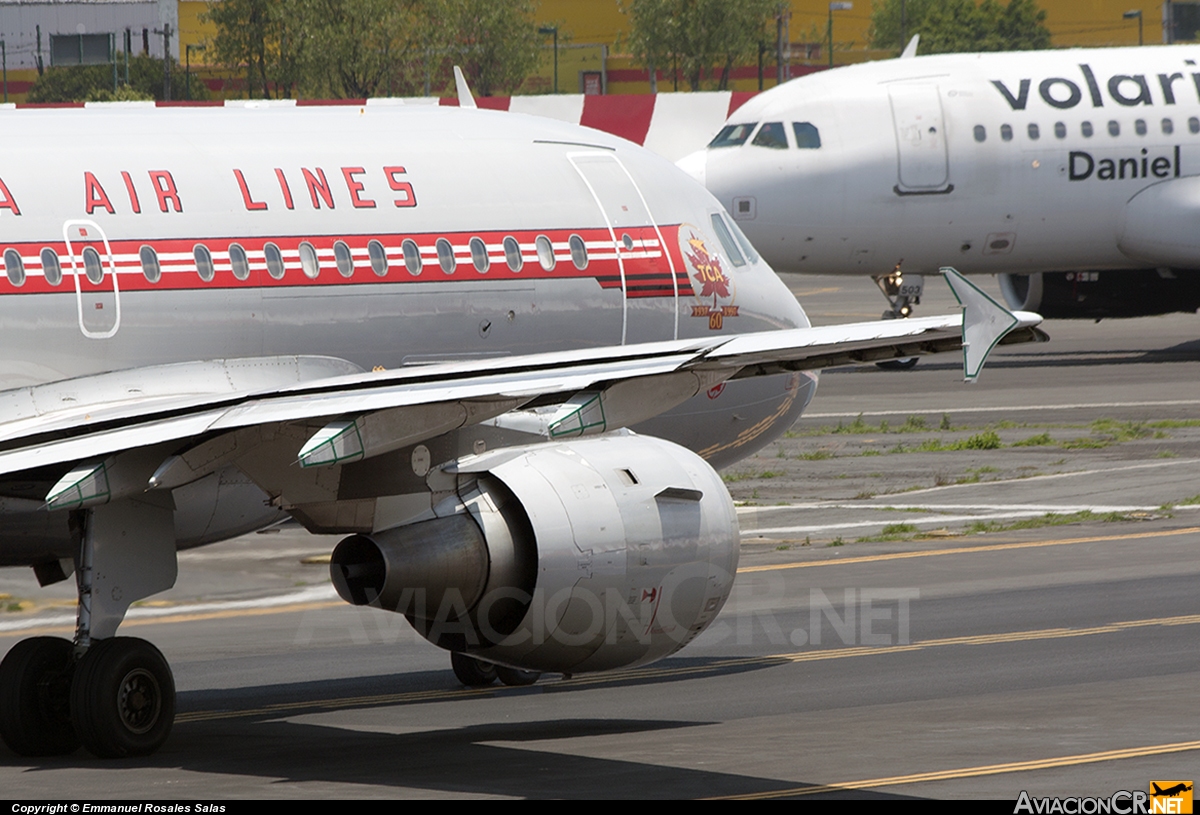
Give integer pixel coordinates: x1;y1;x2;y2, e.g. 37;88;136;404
0;81;1040;760
686;44;1200;329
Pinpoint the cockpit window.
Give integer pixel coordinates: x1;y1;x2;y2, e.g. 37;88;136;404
793;122;822;149
710;213;746;267
751;122;788;149
725;215;760;264
709;123;756;148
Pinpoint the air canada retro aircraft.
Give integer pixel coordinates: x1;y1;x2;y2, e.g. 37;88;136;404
685;42;1200;337
0;73;1041;760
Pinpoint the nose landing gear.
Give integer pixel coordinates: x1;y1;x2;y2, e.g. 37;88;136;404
874;265;924;371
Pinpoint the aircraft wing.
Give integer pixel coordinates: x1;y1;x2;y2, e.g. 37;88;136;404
0;270;1042;506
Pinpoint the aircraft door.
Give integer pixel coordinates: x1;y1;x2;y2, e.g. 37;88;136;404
568;152;679;344
888;84;952;194
63;220;121;339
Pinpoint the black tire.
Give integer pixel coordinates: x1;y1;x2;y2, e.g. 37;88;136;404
451;652;498;687
876;357;919;371
495;665;540;687
0;637;79;756
70;637;175;758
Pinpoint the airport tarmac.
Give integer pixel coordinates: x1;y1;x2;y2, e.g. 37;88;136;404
1;274;1197;799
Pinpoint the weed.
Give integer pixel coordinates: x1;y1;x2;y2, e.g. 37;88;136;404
900;415;927;432
776;544;791;551
854;490;876;499
965;510;1131;535
1013;432;1054;447
960;430;1002;450
827;537;845;547
799;449;835;460
879;419;889;433
940;413;952;431
859;450;882;457
1156;450;1178;458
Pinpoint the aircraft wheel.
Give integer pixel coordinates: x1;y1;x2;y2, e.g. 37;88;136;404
451;652;498;687
875;358;919;371
70;637;175;758
495;665;541;687
0;637;80;756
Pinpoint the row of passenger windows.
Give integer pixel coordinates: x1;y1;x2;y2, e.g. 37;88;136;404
710;121;822;150
2;235;602;287
975;116;1200;143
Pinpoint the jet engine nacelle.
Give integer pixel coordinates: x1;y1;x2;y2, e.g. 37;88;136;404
998;270;1200;319
330;433;740;674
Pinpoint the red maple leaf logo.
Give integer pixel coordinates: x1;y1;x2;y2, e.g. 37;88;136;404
685;235;730;301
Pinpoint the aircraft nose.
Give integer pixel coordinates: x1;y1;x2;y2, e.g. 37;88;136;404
676;149;707;187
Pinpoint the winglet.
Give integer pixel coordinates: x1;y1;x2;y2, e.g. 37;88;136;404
900;34;919;59
942;267;1019;382
453;66;477;109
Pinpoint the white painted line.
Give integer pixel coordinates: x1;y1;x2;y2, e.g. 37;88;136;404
743;509;1151;537
0;584;339;634
894;458;1200;496
802;400;1200;419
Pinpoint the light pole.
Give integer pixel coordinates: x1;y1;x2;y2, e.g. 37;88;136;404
1123;9;1143;45
828;2;852;70
538;26;558;94
186;43;205;100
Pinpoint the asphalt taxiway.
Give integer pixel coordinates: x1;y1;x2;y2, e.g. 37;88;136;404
1;274;1197;798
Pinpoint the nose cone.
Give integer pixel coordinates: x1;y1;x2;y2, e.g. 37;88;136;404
676;149;707;188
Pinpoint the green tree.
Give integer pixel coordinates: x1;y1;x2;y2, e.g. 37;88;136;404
869;0;1050;54
451;0;544;96
204;0;304;98
623;0;775;92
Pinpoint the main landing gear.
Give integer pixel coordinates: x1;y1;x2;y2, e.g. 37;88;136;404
873;265;924;371
0;498;180;758
451;652;541;688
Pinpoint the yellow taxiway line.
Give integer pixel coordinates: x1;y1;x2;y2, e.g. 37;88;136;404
711;739;1200;799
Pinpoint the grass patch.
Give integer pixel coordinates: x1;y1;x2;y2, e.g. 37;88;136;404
827;537;845;547
964;510;1132;535
856;522;920;543
1156;450;1178;458
1013;432;1054;447
799;449;835;460
853;490;876;499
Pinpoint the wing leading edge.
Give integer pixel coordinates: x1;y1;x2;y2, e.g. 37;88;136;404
0;270;1043;491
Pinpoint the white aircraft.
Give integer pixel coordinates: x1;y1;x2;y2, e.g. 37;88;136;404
685;43;1200;341
0;78;1040;759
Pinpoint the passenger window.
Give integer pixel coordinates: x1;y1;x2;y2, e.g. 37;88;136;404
751;122;788;149
436;238;456;274
264;242;285;279
1189;117;1199;134
298;241;319;279
1082;121;1094;137
1135;119;1147;136
1108;120;1120;136
973;125;986;142
334;240;354;277
1054;122;1066;139
726;216;759;264
4;249;25;287
469;237;489;273
194;244;214;282
82;246;104;284
368;240;388;276
1000;124;1013;141
709;123;756;148
228;243;249;281
793;122;822;149
569;235;588;269
535;235;555;270
710;213;746;267
504;236;523;272
402;239;422;275
1162;118;1174;135
41;248;63;286
1027;123;1039;140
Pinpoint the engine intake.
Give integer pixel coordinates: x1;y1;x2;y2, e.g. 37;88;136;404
330;433;740;674
999;270;1200;319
